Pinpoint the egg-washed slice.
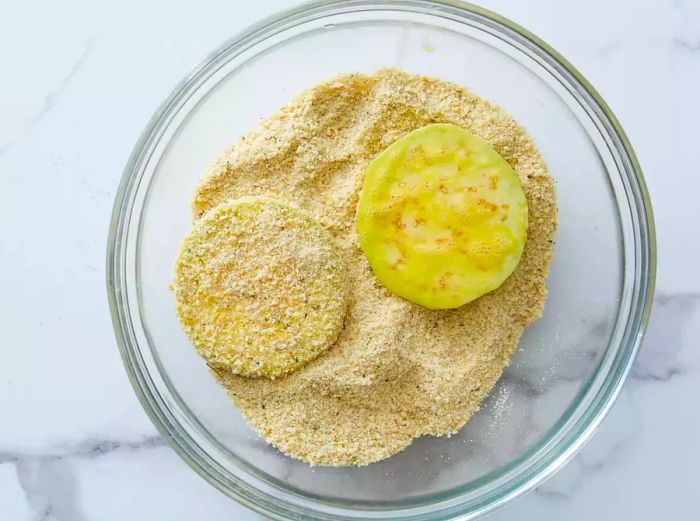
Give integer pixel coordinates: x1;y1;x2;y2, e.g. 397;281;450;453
173;196;349;378
356;123;528;310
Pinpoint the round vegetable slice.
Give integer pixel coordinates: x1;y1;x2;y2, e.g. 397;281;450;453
356;123;528;309
173;196;349;378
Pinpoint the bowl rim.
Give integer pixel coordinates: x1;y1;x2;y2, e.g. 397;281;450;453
106;0;656;519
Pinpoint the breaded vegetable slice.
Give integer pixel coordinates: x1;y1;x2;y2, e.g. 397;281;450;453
173;196;349;378
357;123;528;310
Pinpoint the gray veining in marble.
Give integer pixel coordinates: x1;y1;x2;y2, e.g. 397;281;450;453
0;39;95;158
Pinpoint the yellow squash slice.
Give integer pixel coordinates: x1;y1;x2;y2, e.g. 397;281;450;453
173;196;349;378
356;123;528;309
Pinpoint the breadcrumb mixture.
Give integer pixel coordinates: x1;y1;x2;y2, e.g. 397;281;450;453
195;69;557;466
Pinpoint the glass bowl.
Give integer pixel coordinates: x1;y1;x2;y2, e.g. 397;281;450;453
106;1;655;519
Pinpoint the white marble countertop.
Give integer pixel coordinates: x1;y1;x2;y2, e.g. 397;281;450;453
1;0;698;519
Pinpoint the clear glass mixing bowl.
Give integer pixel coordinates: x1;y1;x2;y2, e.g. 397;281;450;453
107;1;655;519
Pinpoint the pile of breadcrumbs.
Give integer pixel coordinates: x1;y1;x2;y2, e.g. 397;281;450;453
190;69;556;466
